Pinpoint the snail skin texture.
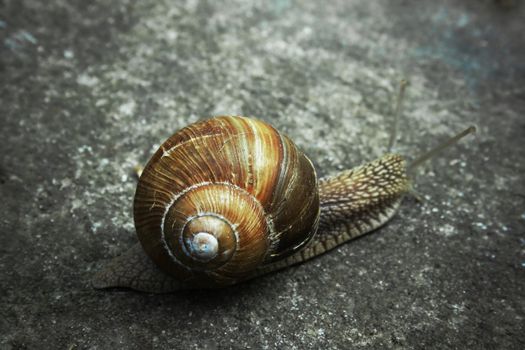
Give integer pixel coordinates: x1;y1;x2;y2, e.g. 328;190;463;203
93;115;474;293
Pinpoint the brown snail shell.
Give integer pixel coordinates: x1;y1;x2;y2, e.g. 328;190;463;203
133;116;320;287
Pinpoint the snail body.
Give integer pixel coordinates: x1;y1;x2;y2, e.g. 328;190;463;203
93;115;473;293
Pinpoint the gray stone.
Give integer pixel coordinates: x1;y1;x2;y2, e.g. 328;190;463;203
1;0;524;348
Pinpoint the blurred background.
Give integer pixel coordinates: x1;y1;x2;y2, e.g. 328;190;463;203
1;0;524;348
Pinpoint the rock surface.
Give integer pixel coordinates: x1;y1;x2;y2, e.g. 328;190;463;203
1;0;524;349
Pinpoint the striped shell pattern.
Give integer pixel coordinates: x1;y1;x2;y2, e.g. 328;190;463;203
133;116;320;287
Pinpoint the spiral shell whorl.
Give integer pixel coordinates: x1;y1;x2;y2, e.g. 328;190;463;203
162;183;270;283
186;231;219;262
134;116;320;287
181;215;233;263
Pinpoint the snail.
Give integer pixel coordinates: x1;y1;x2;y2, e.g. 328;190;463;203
92;87;475;293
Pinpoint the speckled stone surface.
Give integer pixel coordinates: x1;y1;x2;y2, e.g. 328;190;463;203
1;0;524;349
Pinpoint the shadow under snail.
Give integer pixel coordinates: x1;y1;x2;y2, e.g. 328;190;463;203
92;83;475;293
